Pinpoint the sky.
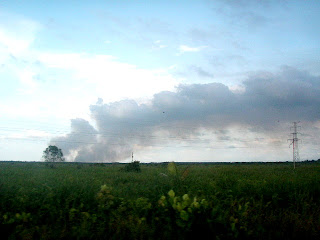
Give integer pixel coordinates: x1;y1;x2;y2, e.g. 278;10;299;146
1;0;320;162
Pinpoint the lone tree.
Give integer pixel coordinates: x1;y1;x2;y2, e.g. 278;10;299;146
42;145;65;162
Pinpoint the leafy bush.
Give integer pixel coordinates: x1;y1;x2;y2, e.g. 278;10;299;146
123;161;141;172
0;162;319;239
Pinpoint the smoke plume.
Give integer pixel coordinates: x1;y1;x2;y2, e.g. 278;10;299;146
51;67;320;162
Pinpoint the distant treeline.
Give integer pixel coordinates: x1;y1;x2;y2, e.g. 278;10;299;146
1;159;320;165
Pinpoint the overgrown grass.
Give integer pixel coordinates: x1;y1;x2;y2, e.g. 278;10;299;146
0;161;319;239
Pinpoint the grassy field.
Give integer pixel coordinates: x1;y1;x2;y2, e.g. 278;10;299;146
0;161;319;239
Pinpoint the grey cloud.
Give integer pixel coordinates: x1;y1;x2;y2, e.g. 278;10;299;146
207;54;248;71
189;66;213;78
188;28;212;43
242;66;320;122
172;65;214;80
216;0;288;9
208;0;282;33
52;67;320;162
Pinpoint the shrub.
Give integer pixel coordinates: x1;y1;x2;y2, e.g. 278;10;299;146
123;161;141;172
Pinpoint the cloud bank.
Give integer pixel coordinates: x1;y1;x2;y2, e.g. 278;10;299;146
51;67;320;162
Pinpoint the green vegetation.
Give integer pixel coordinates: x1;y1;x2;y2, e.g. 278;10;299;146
42;145;65;163
0;161;319;239
121;160;141;172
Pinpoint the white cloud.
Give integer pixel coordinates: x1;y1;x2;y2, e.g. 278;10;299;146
152;40;167;49
0;13;41;57
37;52;180;103
17;68;38;94
0;13;182;121
178;44;207;54
1;49;182;121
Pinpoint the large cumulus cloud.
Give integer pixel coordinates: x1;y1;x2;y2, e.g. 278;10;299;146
51;67;320;162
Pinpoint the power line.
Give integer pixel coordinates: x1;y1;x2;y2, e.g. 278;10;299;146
0;121;292;151
0;125;266;143
1;136;286;150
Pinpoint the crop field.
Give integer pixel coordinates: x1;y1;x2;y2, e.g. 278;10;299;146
0;161;319;239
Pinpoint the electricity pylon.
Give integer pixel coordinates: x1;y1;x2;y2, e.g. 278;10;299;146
288;122;301;169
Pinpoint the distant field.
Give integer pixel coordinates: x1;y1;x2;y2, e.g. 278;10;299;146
0;161;319;239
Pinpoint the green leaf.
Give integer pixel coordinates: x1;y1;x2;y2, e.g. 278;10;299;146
168;190;175;198
168;162;178;176
182;194;189;202
180;210;189;221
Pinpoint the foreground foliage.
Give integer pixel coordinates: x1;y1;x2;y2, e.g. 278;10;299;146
0;161;319;239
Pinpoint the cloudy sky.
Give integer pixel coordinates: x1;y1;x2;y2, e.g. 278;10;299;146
1;0;319;162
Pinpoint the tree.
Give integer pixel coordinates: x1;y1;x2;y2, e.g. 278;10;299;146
42;145;65;162
123;161;141;172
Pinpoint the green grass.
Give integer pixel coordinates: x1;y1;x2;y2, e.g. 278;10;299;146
0;161;319;239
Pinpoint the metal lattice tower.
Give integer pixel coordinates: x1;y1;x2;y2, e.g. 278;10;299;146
288;122;301;169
